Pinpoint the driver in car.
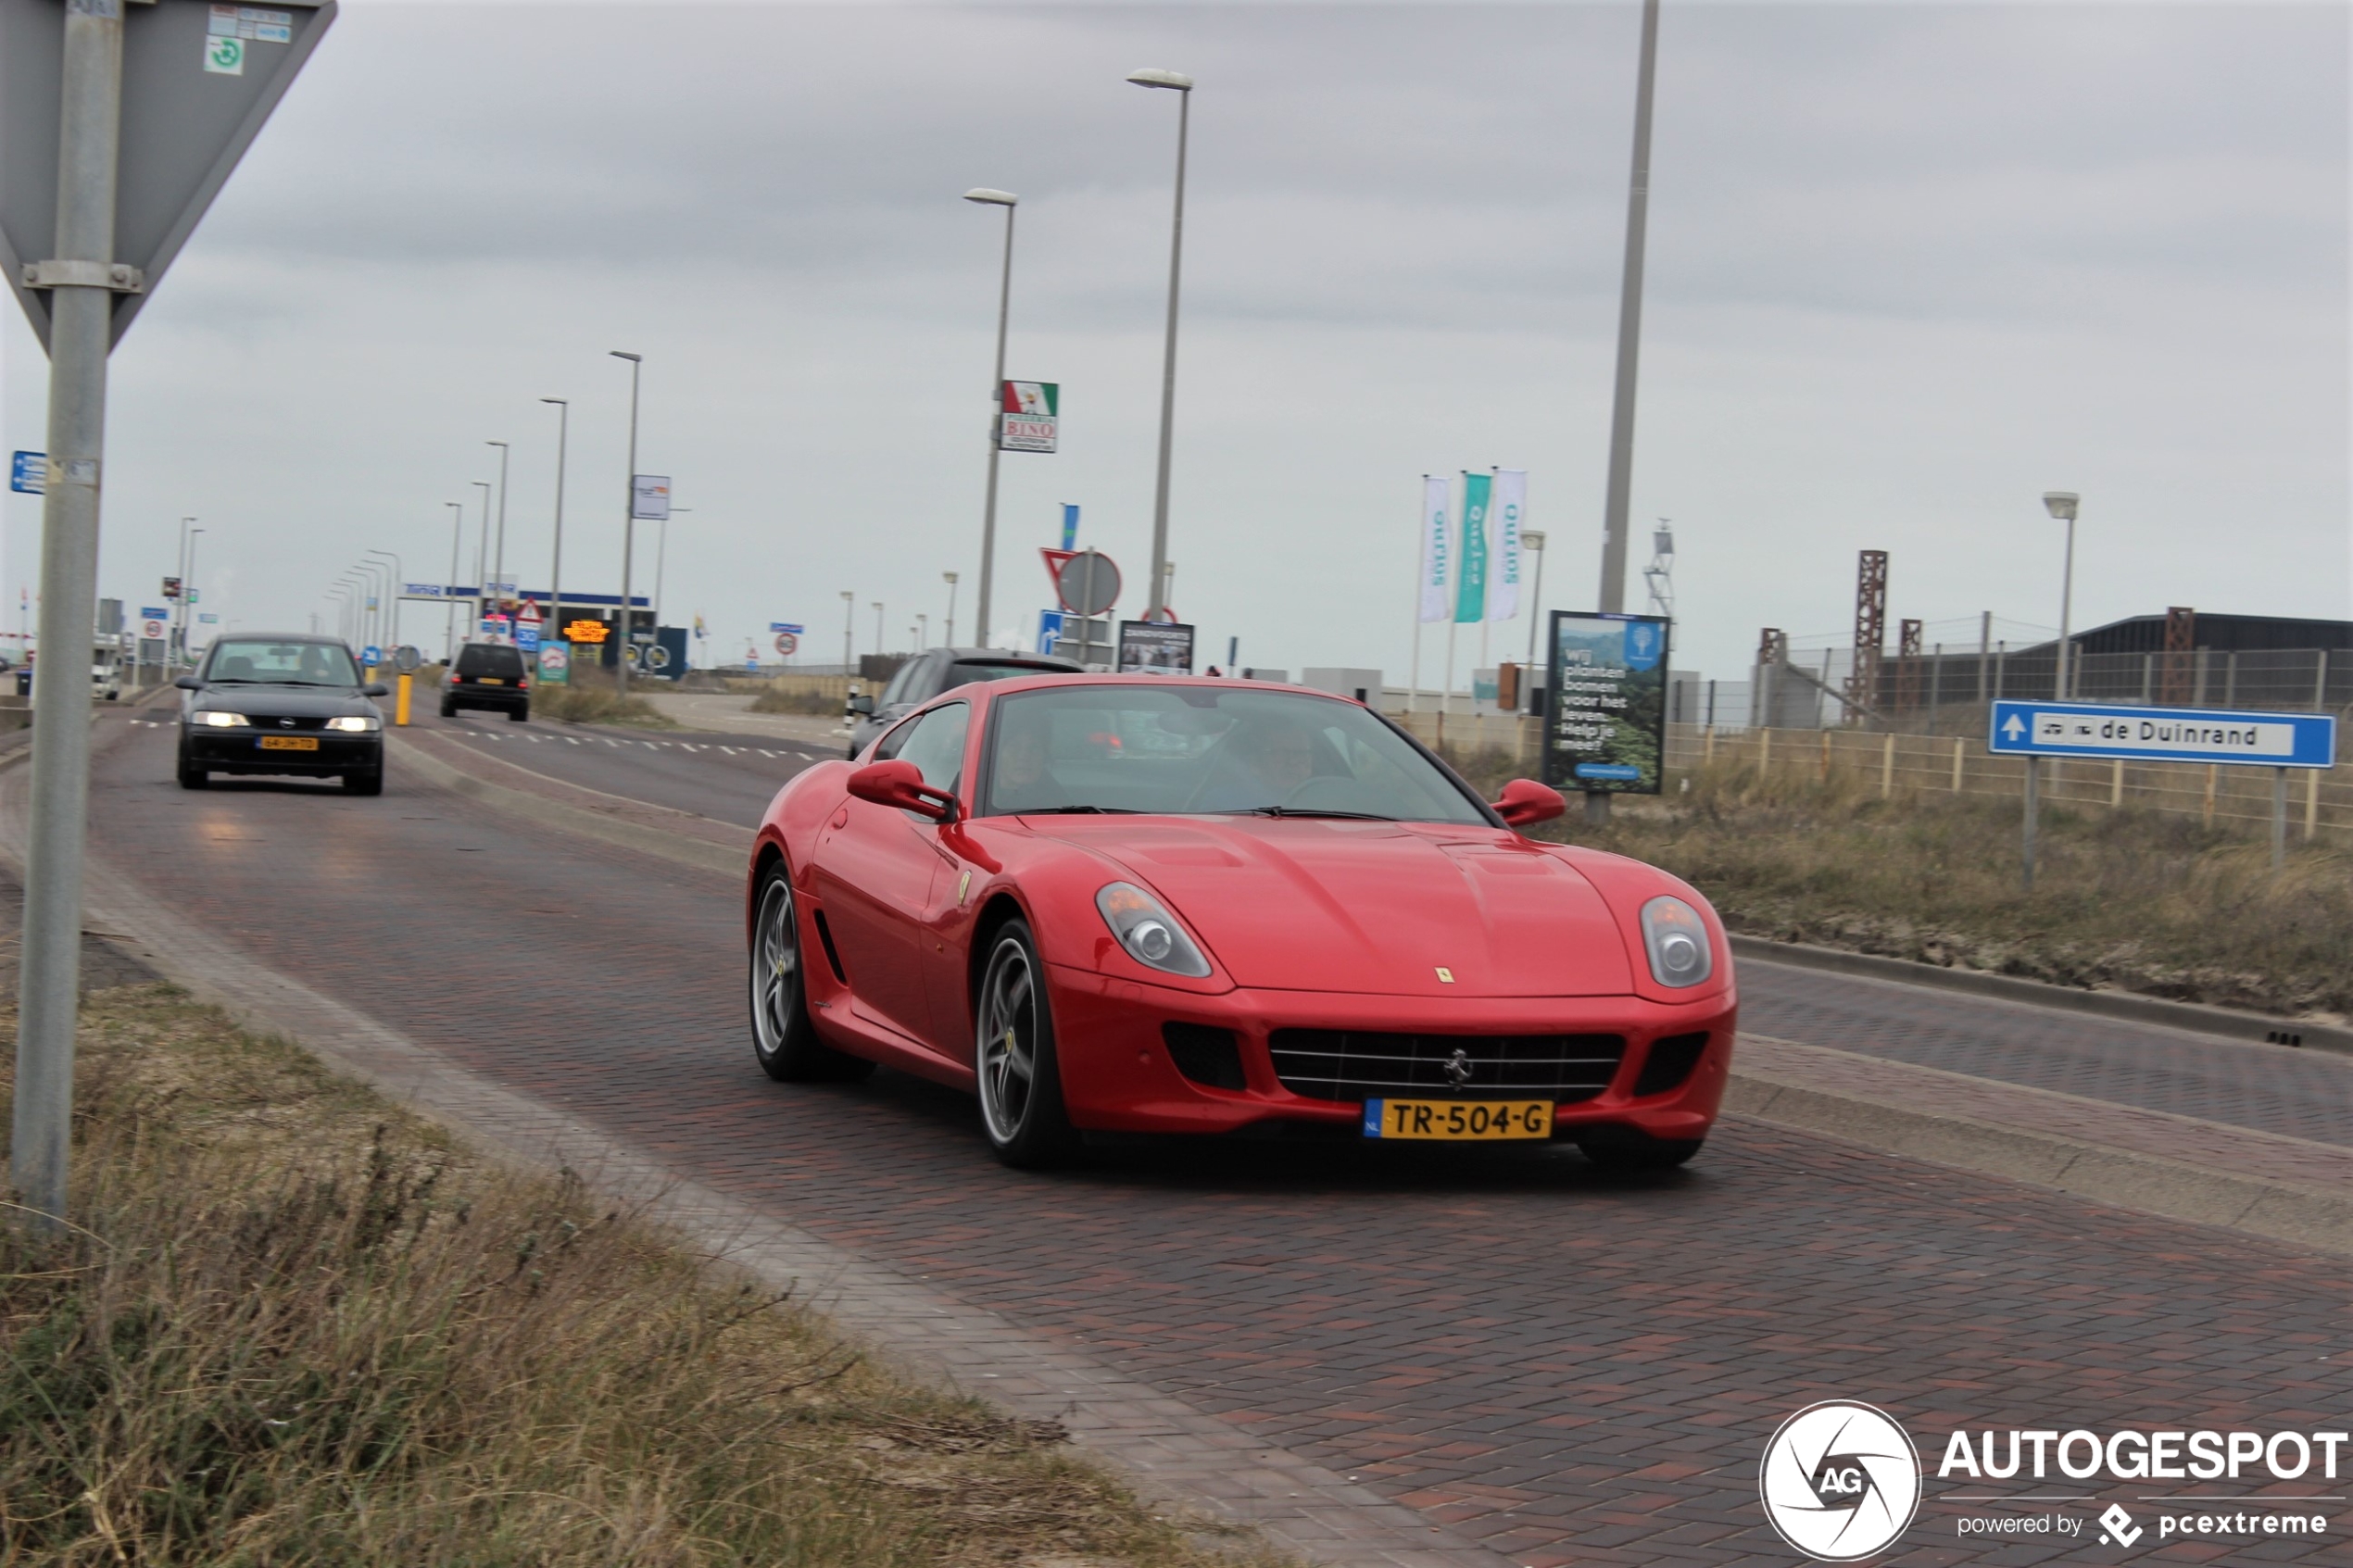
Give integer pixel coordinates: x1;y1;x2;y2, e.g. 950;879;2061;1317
1196;718;1320;809
992;710;1072;812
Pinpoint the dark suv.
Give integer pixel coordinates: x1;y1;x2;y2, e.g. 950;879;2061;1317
846;646;1079;759
441;642;532;721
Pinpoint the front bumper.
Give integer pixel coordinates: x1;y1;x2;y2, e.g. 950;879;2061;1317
1047;967;1737;1142
185;729;382;775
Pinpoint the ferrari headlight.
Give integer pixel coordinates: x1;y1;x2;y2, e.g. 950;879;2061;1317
1639;896;1714;988
1095;882;1212;978
195;709;250;727
324;715;381;733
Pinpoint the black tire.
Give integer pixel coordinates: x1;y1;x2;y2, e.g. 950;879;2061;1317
176;751;208;789
748;861;874;1083
343;765;384;797
974;919;1079;1169
1577;1129;1704;1172
438;700;458;719
510;704;528;722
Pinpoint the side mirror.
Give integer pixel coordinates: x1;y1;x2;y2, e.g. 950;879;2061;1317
1493;778;1567;828
173;675;204;691
848;759;956;822
846;695;875;716
362;683;390;697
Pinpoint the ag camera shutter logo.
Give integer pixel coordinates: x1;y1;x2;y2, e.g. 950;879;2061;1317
1760;1400;1922;1561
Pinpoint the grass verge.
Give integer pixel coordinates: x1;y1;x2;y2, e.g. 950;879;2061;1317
749;683;842;717
533;674;678;728
0;984;1279;1567
1441;744;2353;1020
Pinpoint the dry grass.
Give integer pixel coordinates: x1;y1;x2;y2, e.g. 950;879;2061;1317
748;684;843;717
1442;744;2353;1020
534;673;677;729
0;985;1281;1567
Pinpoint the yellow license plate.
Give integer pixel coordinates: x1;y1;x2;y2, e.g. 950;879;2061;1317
258;735;320;751
477;677;504;685
1364;1098;1554;1141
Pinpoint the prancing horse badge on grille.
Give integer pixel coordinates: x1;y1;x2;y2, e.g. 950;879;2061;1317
1443;1047;1472;1088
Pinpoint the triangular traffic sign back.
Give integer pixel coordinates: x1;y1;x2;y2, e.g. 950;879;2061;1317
1;0;337;350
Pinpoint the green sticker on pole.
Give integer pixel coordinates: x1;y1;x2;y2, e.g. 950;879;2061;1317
204;33;244;72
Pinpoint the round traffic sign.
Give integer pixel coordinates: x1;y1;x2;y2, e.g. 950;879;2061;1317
141;618;166;640
774;632;798;657
393;646;422;672
1053;549;1121;617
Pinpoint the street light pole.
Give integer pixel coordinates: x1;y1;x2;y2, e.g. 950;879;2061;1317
486;439;511;628
610;351;643;696
1589;0;1662;826
963;191;1017;645
444;502;464;661
472;479;493;630
542;398;570;674
174;516;195;663
182;526;205;664
1128;69;1194;618
2045;491;2080;700
365;547;402;656
943;571;959;646
872;600;884;659
1521;529;1549;671
840;590;855;673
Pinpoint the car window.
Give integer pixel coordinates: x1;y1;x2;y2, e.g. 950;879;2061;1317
204;639;360;687
893;703;971;797
981;685;1488;822
877;655;927;710
454;644;527;676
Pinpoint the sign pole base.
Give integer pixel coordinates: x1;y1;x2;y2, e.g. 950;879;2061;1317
2021;756;2039;891
1584;789;1611;826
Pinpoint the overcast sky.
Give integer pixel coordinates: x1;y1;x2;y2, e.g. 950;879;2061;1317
4;0;2346;684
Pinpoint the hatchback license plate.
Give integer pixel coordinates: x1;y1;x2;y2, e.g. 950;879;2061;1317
258;735;319;751
476;677;504;685
1363;1098;1553;1141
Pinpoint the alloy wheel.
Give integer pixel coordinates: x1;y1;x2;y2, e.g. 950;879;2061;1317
750;876;801;1061
976;936;1038;1144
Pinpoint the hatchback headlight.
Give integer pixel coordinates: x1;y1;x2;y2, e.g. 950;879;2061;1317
1639;896;1714;988
195;709;250;727
1096;882;1212;978
325;715;381;733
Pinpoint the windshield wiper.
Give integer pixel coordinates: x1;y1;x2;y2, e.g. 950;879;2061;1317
1216;806;1399;821
1021;804;1139;814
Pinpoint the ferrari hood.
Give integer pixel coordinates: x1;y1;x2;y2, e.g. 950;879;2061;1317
1031;817;1637;997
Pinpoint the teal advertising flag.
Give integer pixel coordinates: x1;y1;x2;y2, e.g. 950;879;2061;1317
1453;471;1491;623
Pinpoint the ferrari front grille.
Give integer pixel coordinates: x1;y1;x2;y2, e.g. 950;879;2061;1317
1267;1028;1627;1104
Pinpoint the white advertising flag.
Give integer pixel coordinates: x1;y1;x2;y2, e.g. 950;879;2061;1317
1418;475;1451;623
1489;468;1526;623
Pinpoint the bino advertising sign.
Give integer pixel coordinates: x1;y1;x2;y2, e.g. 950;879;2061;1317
998;382;1059;453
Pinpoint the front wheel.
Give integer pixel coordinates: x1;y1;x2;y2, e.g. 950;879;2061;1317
510;704;529;722
975;920;1078;1168
438;700;458;719
343;765;384;796
749;863;872;1083
176;751;208;789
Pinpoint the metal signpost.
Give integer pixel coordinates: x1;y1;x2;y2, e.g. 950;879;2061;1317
1990;699;2339;884
1539;610;1671;797
2;0;334;1225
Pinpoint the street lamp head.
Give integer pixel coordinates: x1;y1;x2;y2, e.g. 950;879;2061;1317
1126;68;1194;91
1520;529;1547;551
963;188;1018;207
487;439;508;449
2043;491;2080;521
840;590;853;602
541;397;567;407
610;351;641;363
943;571;959;584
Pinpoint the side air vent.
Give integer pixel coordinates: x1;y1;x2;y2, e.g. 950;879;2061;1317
1163;1023;1247;1090
811;908;849;985
1632;1033;1710;1097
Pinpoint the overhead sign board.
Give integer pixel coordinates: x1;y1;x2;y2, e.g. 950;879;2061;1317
631;473;671;521
1989;700;2337;770
1;0;338;348
998;381;1058;453
769;621;803;634
565;619;609;644
10;451;45;494
140;605;167;620
1540;610;1670;796
402;582;447;598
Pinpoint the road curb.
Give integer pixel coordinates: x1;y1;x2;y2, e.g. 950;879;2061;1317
1730;934;2353;1056
1726;1065;2353;1259
387;731;745;879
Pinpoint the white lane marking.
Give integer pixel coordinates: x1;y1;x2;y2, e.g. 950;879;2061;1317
719;746;740;755
564;736;582;745
758;749;777;758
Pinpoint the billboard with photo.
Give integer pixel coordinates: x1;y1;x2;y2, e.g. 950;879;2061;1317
1541;611;1670;795
1116;620;1195;675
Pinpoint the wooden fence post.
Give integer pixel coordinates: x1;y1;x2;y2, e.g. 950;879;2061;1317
1881;732;1895;798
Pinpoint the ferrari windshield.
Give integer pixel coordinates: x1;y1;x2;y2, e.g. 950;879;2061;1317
203;639;362;687
980;684;1490;823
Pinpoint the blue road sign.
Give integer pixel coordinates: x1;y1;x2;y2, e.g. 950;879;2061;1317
770;621;804;634
516;623;541;652
140;606;167;620
9;452;45;494
362;645;383;667
1037;608;1068;655
1989;700;2336;770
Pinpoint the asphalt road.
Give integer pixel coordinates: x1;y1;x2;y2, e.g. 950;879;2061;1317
87;710;2352;1566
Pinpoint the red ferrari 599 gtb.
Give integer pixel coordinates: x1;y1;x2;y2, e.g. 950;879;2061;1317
746;675;1735;1168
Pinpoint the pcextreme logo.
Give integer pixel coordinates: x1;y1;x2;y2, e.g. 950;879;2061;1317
1759;1401;1923;1562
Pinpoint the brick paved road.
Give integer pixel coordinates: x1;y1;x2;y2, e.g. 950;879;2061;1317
83;718;2352;1565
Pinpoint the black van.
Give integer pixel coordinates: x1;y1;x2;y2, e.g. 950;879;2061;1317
441;642;532;721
